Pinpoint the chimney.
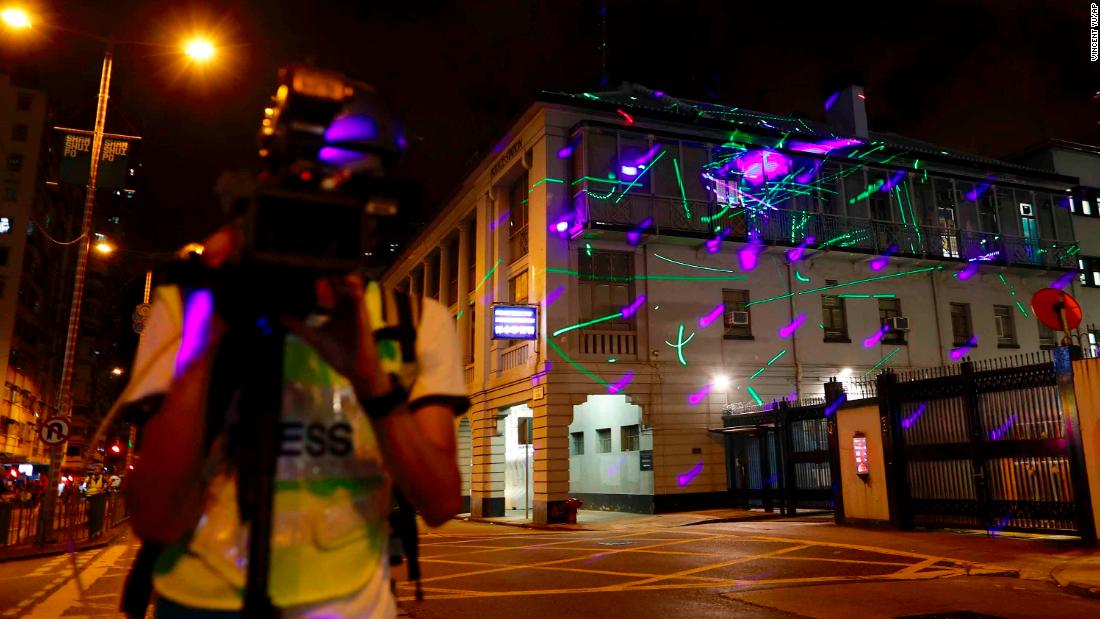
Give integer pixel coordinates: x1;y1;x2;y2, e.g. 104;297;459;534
824;84;868;138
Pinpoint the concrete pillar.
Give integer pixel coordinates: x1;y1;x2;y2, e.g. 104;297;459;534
1072;357;1100;543
470;405;505;518
530;393;572;524
439;239;452;309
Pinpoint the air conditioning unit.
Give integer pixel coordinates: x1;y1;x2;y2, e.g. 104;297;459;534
888;316;910;331
726;311;750;326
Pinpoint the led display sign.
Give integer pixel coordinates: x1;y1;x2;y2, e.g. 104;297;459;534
853;433;870;476
491;304;538;340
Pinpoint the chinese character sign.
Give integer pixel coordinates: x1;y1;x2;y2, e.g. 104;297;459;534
58;132;134;190
491;305;538;340
853;434;870;476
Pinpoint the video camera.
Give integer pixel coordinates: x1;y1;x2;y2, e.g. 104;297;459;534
189;65;420;319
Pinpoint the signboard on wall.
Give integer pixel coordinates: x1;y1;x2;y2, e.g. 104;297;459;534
853;434;870;476
639;450;653;471
57;130;138;190
491;304;538;340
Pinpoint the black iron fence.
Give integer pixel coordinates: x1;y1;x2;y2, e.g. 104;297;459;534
877;351;1095;538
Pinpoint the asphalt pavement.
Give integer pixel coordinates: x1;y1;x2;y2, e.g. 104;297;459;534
1;517;1099;618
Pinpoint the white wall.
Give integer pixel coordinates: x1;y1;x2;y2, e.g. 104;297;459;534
502;404;533;510
568;395;654;495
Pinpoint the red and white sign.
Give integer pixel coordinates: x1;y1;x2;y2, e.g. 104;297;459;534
39;416;70;446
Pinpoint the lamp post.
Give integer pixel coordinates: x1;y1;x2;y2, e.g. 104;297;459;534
3;6;217;543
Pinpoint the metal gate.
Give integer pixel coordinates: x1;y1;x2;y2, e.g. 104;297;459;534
878;352;1093;537
717;400;833;514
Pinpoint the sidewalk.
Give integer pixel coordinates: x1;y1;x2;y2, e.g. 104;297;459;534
456;506;807;531
0;522;128;563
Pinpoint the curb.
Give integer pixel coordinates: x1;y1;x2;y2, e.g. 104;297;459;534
0;525;129;564
456;516;592;531
1051;563;1100;601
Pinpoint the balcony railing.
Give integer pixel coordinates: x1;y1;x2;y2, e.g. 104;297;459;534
581;330;637;358
581;194;1077;270
499;342;531;372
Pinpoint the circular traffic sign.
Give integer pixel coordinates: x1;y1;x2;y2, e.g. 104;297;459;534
39;416;70;446
1031;288;1083;331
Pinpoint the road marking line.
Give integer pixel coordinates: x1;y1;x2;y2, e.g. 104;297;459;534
24;543;128;618
770;556;913;567
615;543;809;588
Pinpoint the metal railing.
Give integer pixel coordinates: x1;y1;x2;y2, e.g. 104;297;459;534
0;490;128;550
581;194;1077;270
580;329;637;357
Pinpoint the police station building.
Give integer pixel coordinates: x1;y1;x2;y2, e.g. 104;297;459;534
381;83;1084;524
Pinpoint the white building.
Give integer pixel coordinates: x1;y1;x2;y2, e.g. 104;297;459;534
382;83;1080;523
1008;140;1100;354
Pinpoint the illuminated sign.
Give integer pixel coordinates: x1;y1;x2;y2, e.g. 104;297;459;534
0;216;10;234
491;304;538;340
853;433;870;476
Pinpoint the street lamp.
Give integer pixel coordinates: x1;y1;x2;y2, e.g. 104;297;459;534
3;8;219;544
93;234;114;255
183;37;216;62
0;6;30;29
110;367;124;377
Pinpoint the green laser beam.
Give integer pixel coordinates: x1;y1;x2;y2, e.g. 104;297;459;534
745;267;942;307
552;312;623;337
1015;301;1029;318
673;157;691;220
475;259;502;292
531;177;565;188
545;268;746;282
746;386;764;406
614;150;667;204
864;347;901;377
547;339;608;387
795;271;811;283
652;253;738;273
749;367;766;380
663;324;696;366
766;349;787;366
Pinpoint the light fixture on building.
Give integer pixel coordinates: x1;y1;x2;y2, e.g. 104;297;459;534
711;375;731;390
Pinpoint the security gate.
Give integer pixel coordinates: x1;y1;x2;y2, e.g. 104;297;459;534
719;400;833;514
878;353;1093;537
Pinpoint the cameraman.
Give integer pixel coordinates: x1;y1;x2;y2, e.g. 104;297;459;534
120;84;469;613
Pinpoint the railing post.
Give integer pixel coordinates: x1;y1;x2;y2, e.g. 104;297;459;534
877;370;910;529
959;359;993;531
824;378;845;523
777;401;797;516
1055;346;1098;545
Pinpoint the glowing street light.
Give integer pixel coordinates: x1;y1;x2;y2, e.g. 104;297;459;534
183;37;215;62
711;375;731;391
93;234;114;255
0;7;31;30
110;367;124;376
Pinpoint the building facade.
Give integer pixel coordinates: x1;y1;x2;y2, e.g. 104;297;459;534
382;84;1080;523
1008;140;1100;355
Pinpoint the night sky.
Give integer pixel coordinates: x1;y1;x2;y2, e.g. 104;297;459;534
2;1;1096;253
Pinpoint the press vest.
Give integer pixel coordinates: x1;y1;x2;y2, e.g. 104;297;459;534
151;281;419;610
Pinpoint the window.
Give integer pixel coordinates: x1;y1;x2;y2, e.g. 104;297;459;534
0;248;7;266
465;303;475;364
466;221;477;293
7;155;23;173
621;425;640;452
1079;257;1100;288
1038;321;1056;349
509;270;529;304
949;303;973;346
722;289;752;339
425;254;439;299
878;298;905;345
16;93;31;111
994;305;1017;347
11;124;27;142
821;280;849;342
507;172;529;261
446;238;459;306
596;428;612;453
517;417;531;445
578;250;634;331
0;217;10;234
570;431;584;456
1088;330;1099;357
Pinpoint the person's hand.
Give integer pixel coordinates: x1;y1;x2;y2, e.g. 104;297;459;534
280;274;392;400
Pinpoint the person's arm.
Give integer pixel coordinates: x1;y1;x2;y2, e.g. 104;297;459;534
283;277;464;527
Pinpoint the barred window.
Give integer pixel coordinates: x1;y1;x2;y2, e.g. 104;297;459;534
950;303;973;346
578;250;634;331
597;428;612;453
878;298;905;345
570;431;584;455
621;425;640;452
994;305;1017;347
822;280;849;342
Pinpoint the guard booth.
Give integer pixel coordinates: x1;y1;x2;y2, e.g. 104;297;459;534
711;398;835;515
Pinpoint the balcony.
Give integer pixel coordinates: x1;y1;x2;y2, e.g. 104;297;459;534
580;329;637;358
581;194;1077;271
